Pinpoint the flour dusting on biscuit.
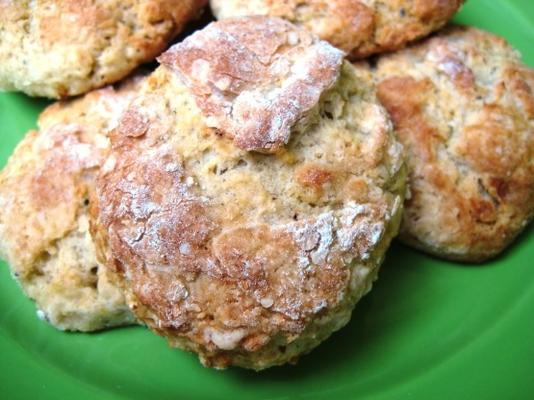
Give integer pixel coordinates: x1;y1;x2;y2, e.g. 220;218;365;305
158;17;344;153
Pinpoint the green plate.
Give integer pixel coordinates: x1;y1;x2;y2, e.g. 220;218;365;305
1;1;533;399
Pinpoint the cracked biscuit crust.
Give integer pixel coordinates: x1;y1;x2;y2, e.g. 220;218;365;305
92;17;406;370
0;76;143;331
158;16;344;153
210;0;463;59
374;26;534;262
0;0;206;98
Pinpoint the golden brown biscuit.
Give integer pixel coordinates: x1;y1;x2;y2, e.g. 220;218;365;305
91;17;406;369
0;75;144;331
0;0;207;98
210;0;464;59
374;26;534;262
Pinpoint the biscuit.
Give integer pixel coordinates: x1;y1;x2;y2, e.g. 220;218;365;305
0;0;207;98
0;75;144;331
374;26;534;262
91;17;406;369
210;0;464;59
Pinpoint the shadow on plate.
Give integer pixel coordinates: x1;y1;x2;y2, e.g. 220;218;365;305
397;222;534;268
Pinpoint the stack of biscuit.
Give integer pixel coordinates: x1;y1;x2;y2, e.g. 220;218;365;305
0;0;532;370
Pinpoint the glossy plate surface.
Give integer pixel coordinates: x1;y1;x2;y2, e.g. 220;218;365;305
0;1;533;398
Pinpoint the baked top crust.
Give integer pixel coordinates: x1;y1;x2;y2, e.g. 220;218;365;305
158;16;344;153
210;0;464;59
0;0;206;98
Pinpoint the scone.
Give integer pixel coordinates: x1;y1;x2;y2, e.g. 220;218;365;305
0;75;144;331
91;17;406;369
210;0;464;59
0;0;207;98
374;26;534;262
